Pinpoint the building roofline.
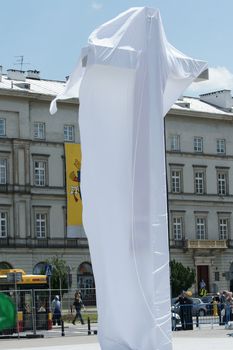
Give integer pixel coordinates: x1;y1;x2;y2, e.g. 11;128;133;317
0;87;79;105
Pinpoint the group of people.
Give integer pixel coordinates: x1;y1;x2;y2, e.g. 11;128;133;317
174;283;233;331
51;290;85;326
215;290;233;325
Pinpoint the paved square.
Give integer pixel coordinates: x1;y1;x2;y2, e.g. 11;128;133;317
1;328;233;350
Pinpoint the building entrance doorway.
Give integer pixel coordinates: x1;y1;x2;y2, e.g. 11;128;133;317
230;263;233;292
197;265;209;294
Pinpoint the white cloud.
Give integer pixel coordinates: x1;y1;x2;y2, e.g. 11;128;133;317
91;1;103;10
185;66;233;97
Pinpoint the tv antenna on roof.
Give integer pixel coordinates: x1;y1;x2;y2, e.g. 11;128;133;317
14;55;30;71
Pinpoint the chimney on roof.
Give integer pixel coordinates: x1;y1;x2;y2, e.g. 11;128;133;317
7;69;25;81
200;90;233;110
26;70;40;80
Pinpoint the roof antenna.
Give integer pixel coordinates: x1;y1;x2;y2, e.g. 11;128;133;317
14;55;30;71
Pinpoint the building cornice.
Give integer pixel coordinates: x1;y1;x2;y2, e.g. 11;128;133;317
0;88;79;106
167;108;233;121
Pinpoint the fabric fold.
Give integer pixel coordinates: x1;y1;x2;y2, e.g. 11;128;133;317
51;7;207;350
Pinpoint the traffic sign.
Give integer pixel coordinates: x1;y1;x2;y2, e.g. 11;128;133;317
45;264;52;276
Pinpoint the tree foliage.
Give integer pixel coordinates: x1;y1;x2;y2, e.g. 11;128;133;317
46;256;69;296
170;259;195;297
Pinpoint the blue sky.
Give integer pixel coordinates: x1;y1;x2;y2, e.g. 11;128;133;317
1;0;233;96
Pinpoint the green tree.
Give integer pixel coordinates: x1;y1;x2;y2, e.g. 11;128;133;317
170;259;195;297
46;256;69;296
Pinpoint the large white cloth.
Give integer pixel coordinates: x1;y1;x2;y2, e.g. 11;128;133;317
51;7;207;350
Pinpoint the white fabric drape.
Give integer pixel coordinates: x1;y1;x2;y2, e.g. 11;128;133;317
51;7;207;350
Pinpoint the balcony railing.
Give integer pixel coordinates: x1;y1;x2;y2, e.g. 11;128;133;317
185;239;228;249
169;239;186;248
0;237;89;249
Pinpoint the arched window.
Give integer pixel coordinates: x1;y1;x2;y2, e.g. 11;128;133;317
78;262;93;275
0;261;13;269
77;262;95;305
33;262;46;275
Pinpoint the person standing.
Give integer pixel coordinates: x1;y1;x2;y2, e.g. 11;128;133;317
51;295;61;326
199;279;207;297
72;293;85;325
175;291;193;330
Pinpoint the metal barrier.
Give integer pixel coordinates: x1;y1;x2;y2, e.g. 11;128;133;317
3;289;232;338
172;302;233;331
0;288;97;339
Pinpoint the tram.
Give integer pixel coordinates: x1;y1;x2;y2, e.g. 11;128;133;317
0;269;52;332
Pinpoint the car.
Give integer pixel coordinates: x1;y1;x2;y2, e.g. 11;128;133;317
171;310;182;331
171;297;207;317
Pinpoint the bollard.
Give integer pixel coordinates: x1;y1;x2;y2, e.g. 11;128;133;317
61;320;65;336
87;317;91;335
219;311;222;326
213;301;218;316
196;314;199;328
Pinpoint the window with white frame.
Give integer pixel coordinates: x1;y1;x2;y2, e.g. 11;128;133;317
35;213;47;238
219;218;228;240
194;170;205;194
171;135;180;151
196;217;207;240
217;170;228;196
0;119;6;136
171;169;182;193
0;212;7;238
0;159;7;184
217;139;226;154
34;122;45;140
193;137;203;152
34;160;47;186
64;125;74;142
173;216;183;240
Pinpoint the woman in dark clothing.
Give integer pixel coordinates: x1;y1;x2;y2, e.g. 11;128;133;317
72;294;85;325
175;291;193;330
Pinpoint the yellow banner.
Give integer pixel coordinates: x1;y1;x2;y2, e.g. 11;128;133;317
65;143;82;237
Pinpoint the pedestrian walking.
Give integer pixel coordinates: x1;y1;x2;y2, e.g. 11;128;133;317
72;293;85;325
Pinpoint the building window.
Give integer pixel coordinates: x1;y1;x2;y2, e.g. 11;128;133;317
217;170;228;196
196;217;207;240
214;272;220;281
0;261;13;269
173;217;183;240
171;169;182;193
34;122;45;140
33;262;46;274
35;213;47;238
0;159;7;184
217;139;226;154
194;170;205;194
219;218;228;240
64;125;74;142
194;137;203;153
0;119;6;136
34;160;47;186
171;135;180;151
0;212;7;238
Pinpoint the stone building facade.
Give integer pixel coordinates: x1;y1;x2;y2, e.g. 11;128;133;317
166;91;233;294
0;69;92;292
0;68;233;294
